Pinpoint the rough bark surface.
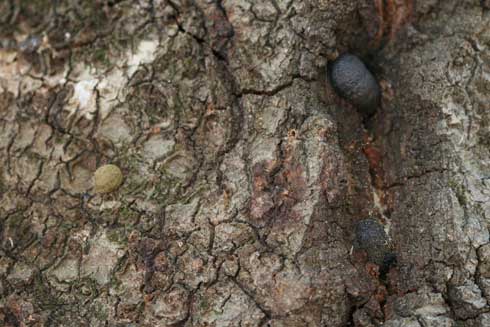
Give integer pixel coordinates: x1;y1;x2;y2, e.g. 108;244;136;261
0;0;489;326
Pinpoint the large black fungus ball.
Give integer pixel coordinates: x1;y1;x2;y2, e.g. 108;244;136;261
354;218;390;266
328;53;380;115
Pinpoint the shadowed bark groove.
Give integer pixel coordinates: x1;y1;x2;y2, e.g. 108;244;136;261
0;1;489;326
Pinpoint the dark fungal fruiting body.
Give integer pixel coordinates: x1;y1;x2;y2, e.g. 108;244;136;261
354;218;394;270
328;53;380;115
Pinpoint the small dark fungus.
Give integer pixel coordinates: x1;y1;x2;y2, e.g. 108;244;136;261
354;218;390;266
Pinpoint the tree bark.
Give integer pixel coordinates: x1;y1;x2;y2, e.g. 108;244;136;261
0;0;489;326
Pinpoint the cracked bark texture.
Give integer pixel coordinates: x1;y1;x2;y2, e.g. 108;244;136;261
0;0;489;326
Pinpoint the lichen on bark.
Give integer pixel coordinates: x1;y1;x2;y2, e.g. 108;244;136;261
1;1;490;326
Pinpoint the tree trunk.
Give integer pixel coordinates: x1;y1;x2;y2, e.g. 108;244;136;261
0;0;489;326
